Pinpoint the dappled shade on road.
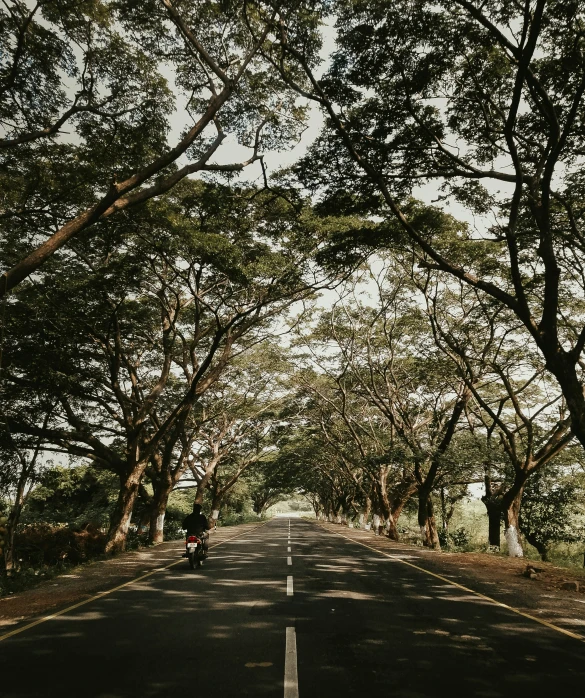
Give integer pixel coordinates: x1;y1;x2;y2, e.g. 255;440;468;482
1;520;584;697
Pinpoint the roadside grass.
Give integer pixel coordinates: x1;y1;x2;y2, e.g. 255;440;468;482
397;498;585;570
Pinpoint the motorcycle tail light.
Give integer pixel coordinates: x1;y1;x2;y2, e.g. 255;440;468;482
187;536;198;543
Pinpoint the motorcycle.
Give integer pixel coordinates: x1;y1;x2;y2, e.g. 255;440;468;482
185;534;205;569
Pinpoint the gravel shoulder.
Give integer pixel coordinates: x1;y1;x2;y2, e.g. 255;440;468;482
318;521;585;640
0;521;266;633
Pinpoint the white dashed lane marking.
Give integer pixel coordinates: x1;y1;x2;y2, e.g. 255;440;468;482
284;627;299;698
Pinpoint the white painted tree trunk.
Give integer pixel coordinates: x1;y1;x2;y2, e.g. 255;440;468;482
505;525;524;557
154;513;165;540
373;514;381;534
335;514;342;524
359;513;365;528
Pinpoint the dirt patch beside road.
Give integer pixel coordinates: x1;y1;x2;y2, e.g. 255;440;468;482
0;522;266;634
319;522;585;640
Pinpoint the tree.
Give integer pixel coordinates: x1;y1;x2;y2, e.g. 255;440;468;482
519;463;585;562
274;0;585;456
182;357;284;522
176;342;296;525
1;182;350;551
0;396;54;571
299;258;472;547
247;458;297;516
0;0;312;293
424;274;574;554
270;425;361;521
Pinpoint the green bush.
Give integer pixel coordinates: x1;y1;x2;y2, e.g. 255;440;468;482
217;511;264;527
437;527;470;549
14;524;107;567
450;527;470;548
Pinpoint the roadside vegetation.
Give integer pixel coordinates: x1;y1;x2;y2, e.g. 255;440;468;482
2;1;585;592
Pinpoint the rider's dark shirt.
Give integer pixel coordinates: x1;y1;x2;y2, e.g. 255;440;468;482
182;512;208;535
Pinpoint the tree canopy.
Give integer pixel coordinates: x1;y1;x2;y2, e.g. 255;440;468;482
2;0;585;571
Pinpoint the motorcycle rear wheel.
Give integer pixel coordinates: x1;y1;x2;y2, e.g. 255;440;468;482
188;551;197;569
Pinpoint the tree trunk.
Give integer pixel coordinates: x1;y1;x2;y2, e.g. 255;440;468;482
387;478;417;541
546;354;585;452
3;514;18;573
252;496;265;515
194;468;214;505
368;465;398;539
105;470;144;554
148;479;173;545
324;499;334;521
379;507;397;539
418;490;441;549
502;481;526;558
427;501;441;549
390;497;409;522
3;467;30;573
440;487;448;533
414;388;469;549
522;530;549;561
481;472;504;548
484;501;502;548
210;491;223;526
363;496;371;527
386;516;400;541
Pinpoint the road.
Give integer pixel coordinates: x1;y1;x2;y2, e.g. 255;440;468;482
1;518;585;697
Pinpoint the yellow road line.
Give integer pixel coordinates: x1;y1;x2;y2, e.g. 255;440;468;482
0;520;270;643
320;524;585;644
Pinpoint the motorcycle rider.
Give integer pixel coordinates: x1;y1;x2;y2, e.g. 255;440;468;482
182;503;211;560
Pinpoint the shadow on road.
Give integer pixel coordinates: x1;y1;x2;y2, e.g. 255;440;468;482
1;519;584;698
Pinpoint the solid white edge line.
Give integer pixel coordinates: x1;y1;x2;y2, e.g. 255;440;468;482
287;576;294;596
284;627;299;698
287;556;292;565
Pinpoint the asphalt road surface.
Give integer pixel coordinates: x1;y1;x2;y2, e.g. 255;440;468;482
1;518;585;698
